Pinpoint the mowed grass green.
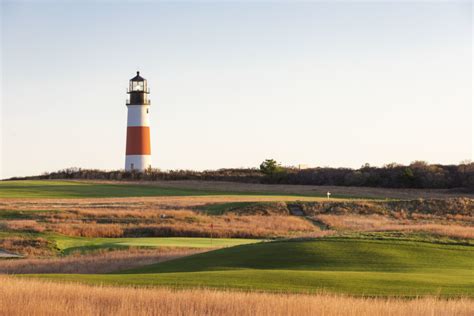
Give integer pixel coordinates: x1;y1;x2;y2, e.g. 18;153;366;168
52;236;262;254
0;180;230;198
28;239;474;297
0;180;327;199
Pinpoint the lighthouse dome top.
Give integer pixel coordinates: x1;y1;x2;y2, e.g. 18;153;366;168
127;71;150;105
130;71;146;82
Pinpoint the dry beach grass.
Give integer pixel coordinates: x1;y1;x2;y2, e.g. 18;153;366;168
0;196;321;240
1;195;472;246
0;247;204;274
0;276;472;316
316;214;474;239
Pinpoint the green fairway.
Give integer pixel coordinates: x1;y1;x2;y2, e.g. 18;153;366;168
31;269;473;297
123;238;474;274
0;180;227;198
52;236;263;254
0;180;326;199
29;239;474;297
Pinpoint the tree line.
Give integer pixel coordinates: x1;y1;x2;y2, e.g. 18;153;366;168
10;160;474;190
259;160;473;190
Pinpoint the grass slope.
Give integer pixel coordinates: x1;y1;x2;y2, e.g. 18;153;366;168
29;239;474;297
123;238;474;273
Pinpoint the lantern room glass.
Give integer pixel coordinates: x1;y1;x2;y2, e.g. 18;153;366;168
130;81;145;92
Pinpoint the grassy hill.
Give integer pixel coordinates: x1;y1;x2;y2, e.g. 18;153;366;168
28;238;474;297
122;238;473;273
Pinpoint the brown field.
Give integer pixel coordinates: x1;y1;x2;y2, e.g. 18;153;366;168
1;194;471;216
0;195;328;211
0;236;55;257
0;197;324;242
0;247;203;274
0;195;472;257
0;276;472;316
315;214;474;239
0;210;318;240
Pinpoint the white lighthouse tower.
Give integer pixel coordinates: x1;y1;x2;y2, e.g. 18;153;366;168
125;71;151;171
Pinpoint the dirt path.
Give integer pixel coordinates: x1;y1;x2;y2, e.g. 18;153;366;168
286;204;330;230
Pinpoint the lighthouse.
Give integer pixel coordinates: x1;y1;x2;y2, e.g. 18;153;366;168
125;71;151;171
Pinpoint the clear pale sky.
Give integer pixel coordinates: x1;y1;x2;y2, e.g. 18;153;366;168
1;1;472;179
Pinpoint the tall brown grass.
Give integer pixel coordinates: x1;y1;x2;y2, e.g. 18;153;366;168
316;214;474;239
0;237;54;257
0;276;472;316
4;220;45;232
0;248;204;274
2;207;318;238
52;223;124;237
1;196;472;240
120;214;316;238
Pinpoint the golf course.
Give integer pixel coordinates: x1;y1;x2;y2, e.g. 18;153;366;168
1;180;473;314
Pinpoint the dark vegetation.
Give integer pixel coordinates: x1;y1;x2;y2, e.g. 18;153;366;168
8;160;474;190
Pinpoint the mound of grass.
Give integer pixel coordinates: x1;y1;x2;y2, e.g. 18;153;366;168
28;239;474;297
124;238;473;274
197;202;258;215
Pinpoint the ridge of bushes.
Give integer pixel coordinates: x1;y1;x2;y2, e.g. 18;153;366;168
7;160;474;190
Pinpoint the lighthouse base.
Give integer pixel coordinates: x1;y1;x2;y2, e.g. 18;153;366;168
125;155;151;172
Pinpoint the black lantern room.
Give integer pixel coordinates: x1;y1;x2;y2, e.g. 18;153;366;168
127;71;150;105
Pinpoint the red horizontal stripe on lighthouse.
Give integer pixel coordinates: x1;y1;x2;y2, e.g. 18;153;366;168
126;126;151;155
